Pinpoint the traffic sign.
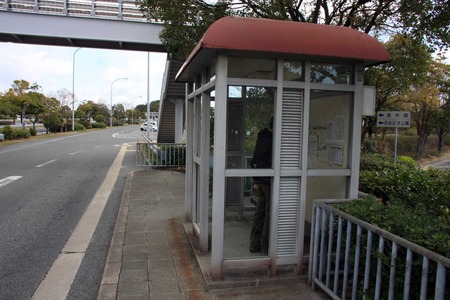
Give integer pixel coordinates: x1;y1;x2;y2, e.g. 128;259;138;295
376;111;411;128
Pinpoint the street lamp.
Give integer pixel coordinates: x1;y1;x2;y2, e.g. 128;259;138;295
72;47;82;131
131;96;142;125
110;77;128;127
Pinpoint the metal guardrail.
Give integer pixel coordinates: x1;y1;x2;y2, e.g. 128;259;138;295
309;199;449;300
136;137;186;167
0;0;151;22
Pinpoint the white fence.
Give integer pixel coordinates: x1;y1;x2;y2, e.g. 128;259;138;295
136;137;186;168
309;199;449;300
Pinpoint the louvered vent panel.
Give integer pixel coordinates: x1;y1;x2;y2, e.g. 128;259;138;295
276;177;300;256
281;89;303;169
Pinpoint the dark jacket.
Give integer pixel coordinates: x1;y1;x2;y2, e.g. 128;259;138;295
251;127;272;184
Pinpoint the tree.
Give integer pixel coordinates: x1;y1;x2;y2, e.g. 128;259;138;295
49;88;73;108
50;88;74;120
0;93;17;120
112;103;126;124
41;97;63;133
26;92;46;129
138;0;228;58
435;103;450;152
137;0;449;59
5;80;41;128
77;100;96;122
136;100;160;113
432;59;450;152
406;83;441;158
362;35;432;141
135;101;160;121
42;96;61;115
43;112;64;133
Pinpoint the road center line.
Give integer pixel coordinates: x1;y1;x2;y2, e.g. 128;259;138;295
31;143;128;300
35;159;58;168
0;176;22;188
69;150;85;155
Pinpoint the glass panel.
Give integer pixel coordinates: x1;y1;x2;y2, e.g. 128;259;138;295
224;177;272;258
194;97;201;157
308;91;352;169
226;86;275;169
303;176;348;253
310;63;354;84
228;57;276;79
223;84;274;259
283;60;304;81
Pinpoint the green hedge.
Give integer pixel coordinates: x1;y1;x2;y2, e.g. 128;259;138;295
91;122;106;128
359;154;449;216
74;123;85;131
337;196;449;299
335;155;450;298
0;126;31;140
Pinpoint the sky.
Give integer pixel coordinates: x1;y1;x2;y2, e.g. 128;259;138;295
0;42;167;110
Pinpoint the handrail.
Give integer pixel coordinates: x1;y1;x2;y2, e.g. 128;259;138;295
136;140;186;168
0;0;159;22
309;199;449;300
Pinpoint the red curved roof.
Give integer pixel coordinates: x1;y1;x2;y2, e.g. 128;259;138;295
177;16;391;81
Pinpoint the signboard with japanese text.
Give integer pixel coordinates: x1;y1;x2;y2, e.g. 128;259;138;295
377;111;411;128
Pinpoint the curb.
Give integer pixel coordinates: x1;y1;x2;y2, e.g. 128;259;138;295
97;171;134;299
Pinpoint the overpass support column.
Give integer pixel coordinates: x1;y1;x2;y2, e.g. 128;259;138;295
174;99;184;143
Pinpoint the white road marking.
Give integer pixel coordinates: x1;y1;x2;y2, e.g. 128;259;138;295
35;159;58;168
0;176;22;188
69;150;86;155
31;143;128;300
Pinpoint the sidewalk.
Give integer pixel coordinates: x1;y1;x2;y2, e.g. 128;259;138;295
97;169;328;299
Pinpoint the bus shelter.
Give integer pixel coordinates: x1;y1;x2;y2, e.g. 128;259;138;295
176;16;391;280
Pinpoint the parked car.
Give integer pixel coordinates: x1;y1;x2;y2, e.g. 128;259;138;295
140;122;157;132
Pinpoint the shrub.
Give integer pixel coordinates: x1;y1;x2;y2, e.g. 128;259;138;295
1;125;14;140
337;196;450;299
29;127;37;136
360;154;449;214
357;153;450;256
0;126;31;140
337;197;450;257
361;138;377;154
91;122;106;128
402;126;416;136
16;128;30;139
397;155;415;165
384;135;417;154
74;123;85;131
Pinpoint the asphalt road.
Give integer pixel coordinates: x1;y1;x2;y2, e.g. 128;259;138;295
0;126;150;300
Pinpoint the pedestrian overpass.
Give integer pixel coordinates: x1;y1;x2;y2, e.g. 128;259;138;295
0;0;186;143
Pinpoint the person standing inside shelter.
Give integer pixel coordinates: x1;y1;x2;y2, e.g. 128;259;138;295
249;117;273;254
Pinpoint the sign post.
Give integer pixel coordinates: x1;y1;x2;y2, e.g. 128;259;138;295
376;111;411;162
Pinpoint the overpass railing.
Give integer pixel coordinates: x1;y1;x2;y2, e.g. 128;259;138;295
309;199;449;300
1;0;152;22
136;135;186;168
